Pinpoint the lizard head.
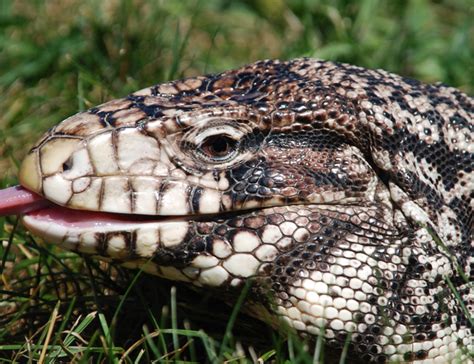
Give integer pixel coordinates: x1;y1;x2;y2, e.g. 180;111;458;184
17;59;381;285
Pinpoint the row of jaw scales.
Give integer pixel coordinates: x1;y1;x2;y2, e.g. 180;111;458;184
12;58;474;363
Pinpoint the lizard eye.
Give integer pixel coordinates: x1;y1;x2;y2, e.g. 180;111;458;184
198;134;238;162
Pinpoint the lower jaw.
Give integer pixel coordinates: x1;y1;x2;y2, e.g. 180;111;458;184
22;206;188;257
21;202;365;264
21;204;260;257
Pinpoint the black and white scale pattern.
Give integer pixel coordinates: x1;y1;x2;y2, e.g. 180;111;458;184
18;59;473;363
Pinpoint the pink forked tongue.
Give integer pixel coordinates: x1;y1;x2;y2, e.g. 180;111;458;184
0;185;51;216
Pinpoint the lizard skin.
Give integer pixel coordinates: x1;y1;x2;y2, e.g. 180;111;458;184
4;58;473;363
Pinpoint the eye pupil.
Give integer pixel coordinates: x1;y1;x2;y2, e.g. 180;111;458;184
211;137;229;154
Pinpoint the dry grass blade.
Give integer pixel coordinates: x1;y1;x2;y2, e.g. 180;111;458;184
38;301;60;364
119;331;161;363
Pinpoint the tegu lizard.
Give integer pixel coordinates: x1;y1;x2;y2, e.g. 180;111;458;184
0;58;472;363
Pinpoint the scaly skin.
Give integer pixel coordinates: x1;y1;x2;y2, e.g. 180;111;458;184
16;59;472;363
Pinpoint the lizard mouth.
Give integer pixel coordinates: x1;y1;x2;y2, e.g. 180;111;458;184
0;185;264;263
0;185;228;254
0;185;225;227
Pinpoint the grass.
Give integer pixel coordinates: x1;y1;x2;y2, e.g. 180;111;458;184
0;0;472;362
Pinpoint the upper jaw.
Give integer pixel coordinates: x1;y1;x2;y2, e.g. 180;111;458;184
16;128;236;217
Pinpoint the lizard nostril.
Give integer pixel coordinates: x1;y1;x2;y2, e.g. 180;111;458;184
62;157;73;172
